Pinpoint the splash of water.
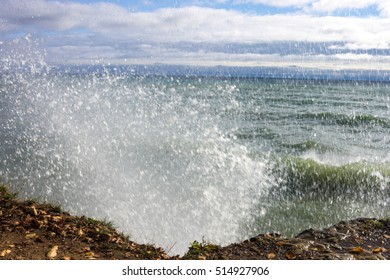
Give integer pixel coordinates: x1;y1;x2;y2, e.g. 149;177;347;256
0;36;269;254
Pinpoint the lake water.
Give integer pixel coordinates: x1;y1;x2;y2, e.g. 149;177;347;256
1;59;390;255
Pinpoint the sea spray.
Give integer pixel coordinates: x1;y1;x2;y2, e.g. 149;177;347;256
0;37;269;254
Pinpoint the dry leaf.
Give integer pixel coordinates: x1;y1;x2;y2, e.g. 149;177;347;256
267;253;276;259
0;249;12;257
47;245;58;259
25;233;37;239
52;216;62;222
85;252;96;260
31;206;38;216
285;252;296;260
372;247;383;254
350;247;364;254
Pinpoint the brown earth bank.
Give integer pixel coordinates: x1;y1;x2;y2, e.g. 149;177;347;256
1;185;389;260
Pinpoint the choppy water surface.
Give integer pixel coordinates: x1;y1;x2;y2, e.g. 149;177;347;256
1;42;390;255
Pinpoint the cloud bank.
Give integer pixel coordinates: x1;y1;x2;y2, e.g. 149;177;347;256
1;0;390;69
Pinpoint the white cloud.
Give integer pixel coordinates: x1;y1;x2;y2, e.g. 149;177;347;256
45;40;390;70
2;1;390;45
0;0;131;31
1;0;390;68
379;1;390;17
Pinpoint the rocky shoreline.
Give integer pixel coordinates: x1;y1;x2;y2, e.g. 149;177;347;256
1;185;389;260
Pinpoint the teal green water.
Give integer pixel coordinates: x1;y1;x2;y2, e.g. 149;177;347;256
1;72;390;254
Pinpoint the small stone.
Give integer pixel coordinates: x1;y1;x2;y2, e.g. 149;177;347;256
47;245;58;259
63;256;71;260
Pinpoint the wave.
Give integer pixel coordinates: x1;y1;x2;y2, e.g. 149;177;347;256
281;140;337;153
247;156;390;237
234;127;280;141
269;157;390;199
298;112;390;128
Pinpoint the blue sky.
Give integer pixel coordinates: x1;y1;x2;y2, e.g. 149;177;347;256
73;0;380;15
1;0;390;69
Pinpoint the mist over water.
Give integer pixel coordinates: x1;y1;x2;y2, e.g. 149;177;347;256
0;40;269;254
1;37;389;254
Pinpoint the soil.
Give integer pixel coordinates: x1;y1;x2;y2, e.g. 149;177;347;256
1;186;389;260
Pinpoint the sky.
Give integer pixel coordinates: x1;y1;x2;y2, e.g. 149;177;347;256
1;0;390;69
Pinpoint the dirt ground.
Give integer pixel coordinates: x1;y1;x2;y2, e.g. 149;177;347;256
1;185;389;260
